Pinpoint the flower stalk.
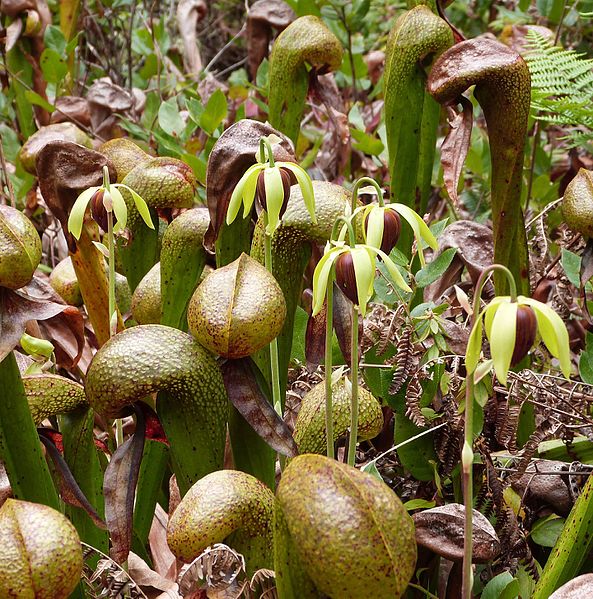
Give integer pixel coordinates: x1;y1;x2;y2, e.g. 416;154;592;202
462;264;515;598
461;264;571;598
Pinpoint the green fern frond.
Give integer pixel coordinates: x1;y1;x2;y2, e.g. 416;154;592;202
524;29;593;147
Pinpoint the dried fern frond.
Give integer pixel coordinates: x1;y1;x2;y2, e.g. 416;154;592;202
404;377;426;427
81;543;146;599
178;543;246;597
389;326;418;394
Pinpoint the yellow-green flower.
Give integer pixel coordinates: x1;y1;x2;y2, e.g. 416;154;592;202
226;135;315;235
67;175;153;240
312;242;411;317
360;203;438;266
465;295;571;385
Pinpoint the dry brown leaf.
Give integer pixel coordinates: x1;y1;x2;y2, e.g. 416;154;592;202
50;96;92;127
221;359;298;458
128;552;181;599
149;503;178;581
246;0;295;79
441;95;473;205
413;503;500;563
177;0;207;76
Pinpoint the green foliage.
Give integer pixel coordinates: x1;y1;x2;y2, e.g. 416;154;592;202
526;29;593;147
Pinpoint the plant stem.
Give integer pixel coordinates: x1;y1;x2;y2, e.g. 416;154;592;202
347;305;359;466
107;210;116;338
462;263;517;598
263;213;283;415
351;177;385;207
325;274;334;459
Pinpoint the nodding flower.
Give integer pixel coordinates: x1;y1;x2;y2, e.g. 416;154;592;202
312;242;412;317
465;295;571;385
68;166;153;240
226;134;316;235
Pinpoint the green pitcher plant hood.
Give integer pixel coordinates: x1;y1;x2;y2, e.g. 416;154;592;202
465;295;571;385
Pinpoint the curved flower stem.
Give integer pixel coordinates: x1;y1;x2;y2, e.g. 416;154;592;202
331;215;357;246
325;272;335;460
263;213;282;416
462;263;517;598
260;137;275;167
351;177;385;208
347;306;359;466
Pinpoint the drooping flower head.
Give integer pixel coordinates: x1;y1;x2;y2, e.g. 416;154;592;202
465;295;571;385
313;240;411;317
226;134;316;235
68;166;153;240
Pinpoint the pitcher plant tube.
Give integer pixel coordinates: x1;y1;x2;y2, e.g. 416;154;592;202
462;264;571;598
227;134;315;415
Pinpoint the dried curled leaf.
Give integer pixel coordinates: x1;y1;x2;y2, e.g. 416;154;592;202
413;503;500;563
441;96;473;205
222;358;297;458
246;0;295;79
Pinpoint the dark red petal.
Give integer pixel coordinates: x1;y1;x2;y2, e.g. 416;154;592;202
364;209;401;255
510;305;537;366
335;252;359;305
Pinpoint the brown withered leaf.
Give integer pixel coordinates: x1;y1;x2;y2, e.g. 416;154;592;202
511;460;573;517
128;552;181;598
38;430;106;529
25;274;84;368
424;220;494;302
550;574;593;599
500;24;554;55
413;503;500;563
177;0;207;76
87;78;134;113
104;406;146;564
441;95;472;205
0;283;72;362
50;96;92;128
149;503;178;580
204;120;294;251
221;358;298;458
247;0;295;79
36;141;116;250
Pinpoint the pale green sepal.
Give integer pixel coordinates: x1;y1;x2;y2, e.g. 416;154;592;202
391;203;438;264
521;297;572;379
364;205;385;250
371;246;412;293
312;247;344;316
281;162;317;224
67;186;100;240
484;296;510;339
241;165;260;218
109;187;128;233
350;247;375;316
121;185;155;230
488;300;518;386
473;359;493;384
264;166;284;234
226;164;261;225
465;316;484;376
